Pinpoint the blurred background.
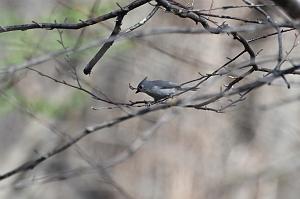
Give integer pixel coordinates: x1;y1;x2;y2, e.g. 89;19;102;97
1;0;300;198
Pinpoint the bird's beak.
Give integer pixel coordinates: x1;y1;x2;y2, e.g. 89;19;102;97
135;89;140;94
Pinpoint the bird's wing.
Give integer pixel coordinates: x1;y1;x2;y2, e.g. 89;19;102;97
150;80;180;89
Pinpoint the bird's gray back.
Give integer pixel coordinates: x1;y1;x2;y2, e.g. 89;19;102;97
145;80;180;89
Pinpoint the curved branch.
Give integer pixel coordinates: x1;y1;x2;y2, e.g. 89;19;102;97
0;0;151;33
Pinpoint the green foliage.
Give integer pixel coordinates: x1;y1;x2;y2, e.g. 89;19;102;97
27;91;87;118
1;9;25;26
0;1;133;70
95;1;116;15
0;89;16;114
0;89;87;119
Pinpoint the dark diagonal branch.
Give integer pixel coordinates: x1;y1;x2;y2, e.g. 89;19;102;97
83;4;160;75
83;14;125;75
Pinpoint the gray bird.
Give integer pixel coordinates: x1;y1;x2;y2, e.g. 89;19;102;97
135;77;197;101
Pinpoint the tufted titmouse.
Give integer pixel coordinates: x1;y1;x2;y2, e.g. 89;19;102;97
135;77;197;101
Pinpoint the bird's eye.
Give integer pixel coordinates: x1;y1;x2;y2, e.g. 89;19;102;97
139;85;144;89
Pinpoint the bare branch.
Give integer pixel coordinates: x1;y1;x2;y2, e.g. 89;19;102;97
83;14;125;75
0;0;151;33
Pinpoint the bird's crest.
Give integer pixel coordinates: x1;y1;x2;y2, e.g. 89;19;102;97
141;76;147;83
